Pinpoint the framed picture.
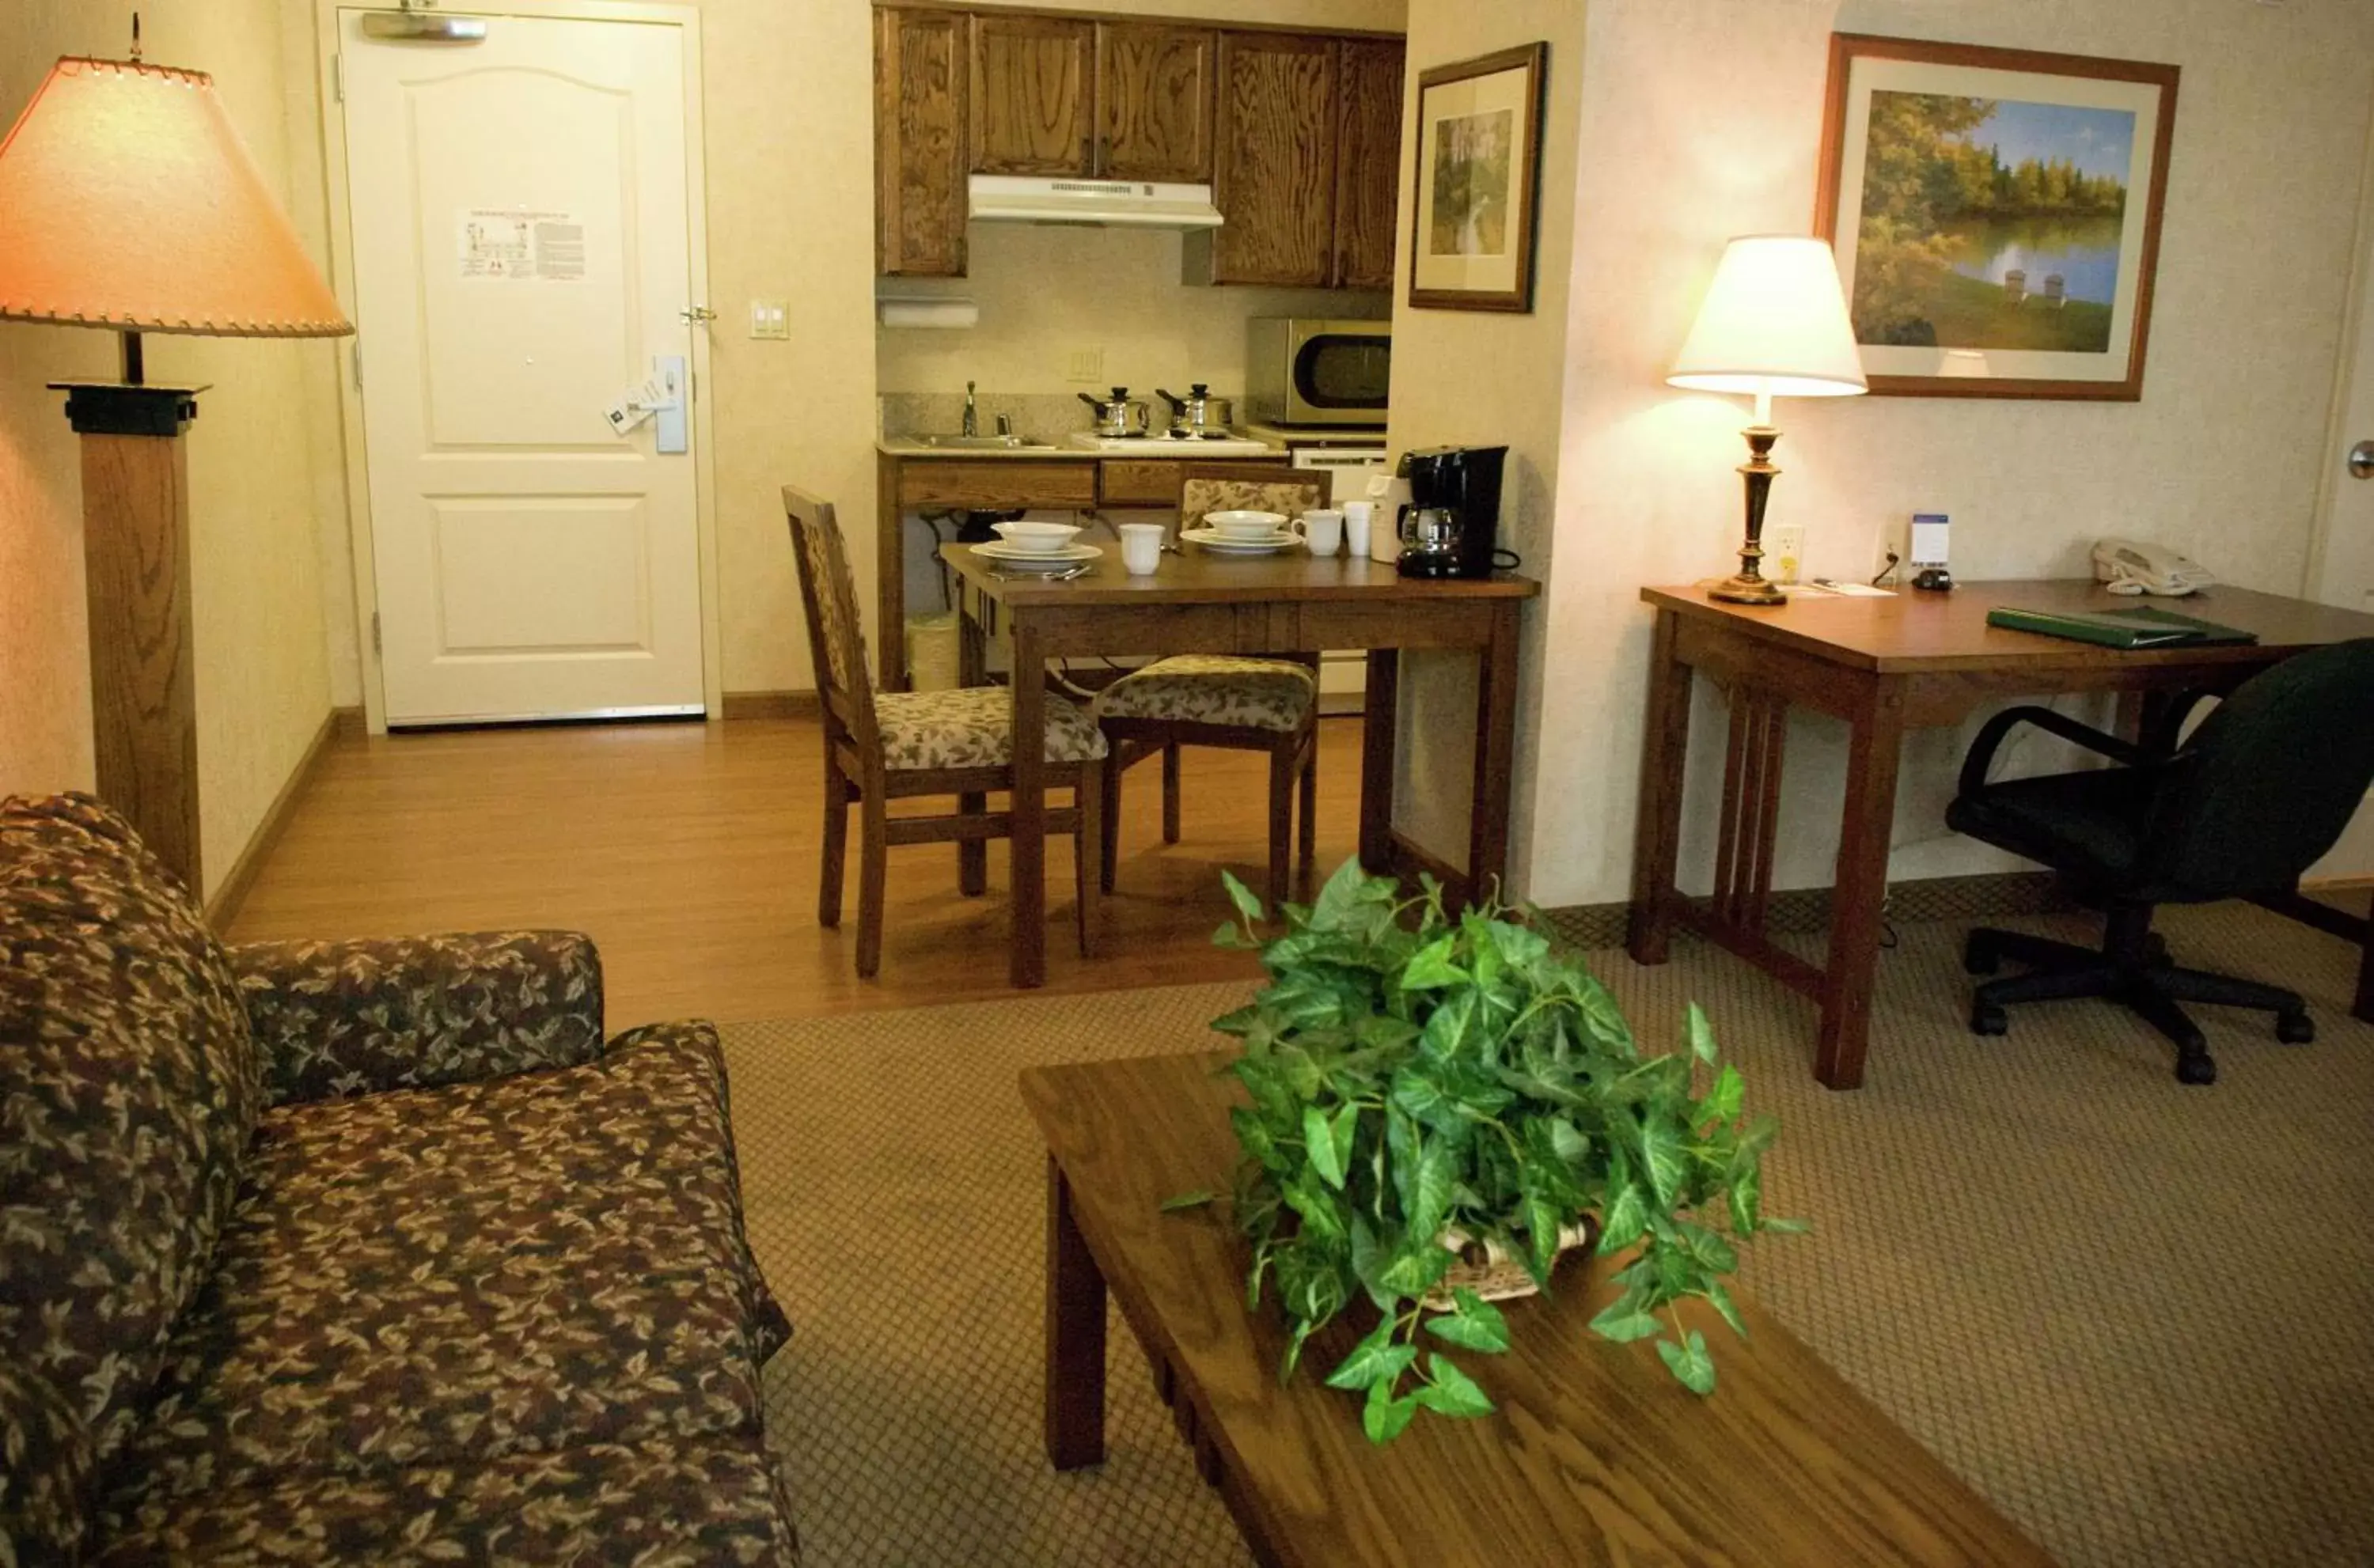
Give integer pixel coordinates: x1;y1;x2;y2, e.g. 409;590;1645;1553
1408;43;1548;313
1815;33;2179;400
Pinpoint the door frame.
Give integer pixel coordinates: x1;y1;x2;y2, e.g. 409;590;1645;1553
313;0;723;733
2305;87;2374;608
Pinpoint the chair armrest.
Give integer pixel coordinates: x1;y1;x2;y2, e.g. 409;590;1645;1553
227;930;605;1106
1959;706;2148;798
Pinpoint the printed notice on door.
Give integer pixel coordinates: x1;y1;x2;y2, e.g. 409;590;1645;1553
457;209;584;281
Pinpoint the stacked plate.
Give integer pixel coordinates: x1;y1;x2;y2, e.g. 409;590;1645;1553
973;520;1102;572
1183;509;1299;555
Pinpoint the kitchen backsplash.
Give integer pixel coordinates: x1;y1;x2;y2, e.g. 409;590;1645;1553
876;392;1241;443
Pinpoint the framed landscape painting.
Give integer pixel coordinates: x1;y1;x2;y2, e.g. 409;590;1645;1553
1815;34;2179;400
1408;43;1547;312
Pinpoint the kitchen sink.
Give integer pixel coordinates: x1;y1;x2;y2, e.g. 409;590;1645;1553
915;434;1057;451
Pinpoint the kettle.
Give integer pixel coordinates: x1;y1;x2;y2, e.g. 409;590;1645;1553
1397;506;1466;577
1077;386;1150;439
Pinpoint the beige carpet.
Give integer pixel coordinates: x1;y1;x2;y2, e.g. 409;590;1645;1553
718;900;2374;1568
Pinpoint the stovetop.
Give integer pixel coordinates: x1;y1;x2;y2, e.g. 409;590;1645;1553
1066;430;1275;456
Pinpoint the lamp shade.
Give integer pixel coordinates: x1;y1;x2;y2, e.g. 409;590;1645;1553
0;57;350;338
1667;236;1864;401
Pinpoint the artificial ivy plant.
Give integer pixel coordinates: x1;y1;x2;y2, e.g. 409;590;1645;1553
1177;860;1799;1444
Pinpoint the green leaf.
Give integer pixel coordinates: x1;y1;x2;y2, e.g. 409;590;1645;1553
1160;1188;1215;1212
1588;1296;1664;1343
1416;988;1478;1063
1657;1328;1717;1396
1423;1290;1510;1353
1486;918;1550;972
1598;1181;1648;1253
1212;919;1257;949
1325;1317;1418;1390
1400;934;1468;991
1686;1002;1718;1065
1697;1062;1743;1130
1639;1115;1686;1207
1221;869;1266;930
1283;1173;1347;1246
1374;1233;1454;1300
1406;1134;1457;1241
1413;1354;1496;1418
1231;1107;1287;1176
1363;1378;1419;1444
1761;1215;1811;1235
1522;1191;1565;1285
1309;856;1393;934
1303;1104;1350;1190
1704;1278;1748;1339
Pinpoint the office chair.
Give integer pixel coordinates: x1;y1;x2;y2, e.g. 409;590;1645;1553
1945;638;2374;1085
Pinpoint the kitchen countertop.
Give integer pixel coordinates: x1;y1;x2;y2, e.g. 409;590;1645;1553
876;437;1285;460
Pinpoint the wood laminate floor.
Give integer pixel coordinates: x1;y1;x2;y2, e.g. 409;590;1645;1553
227;715;1368;1030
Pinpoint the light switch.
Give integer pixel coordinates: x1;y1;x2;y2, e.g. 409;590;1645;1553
749;299;790;340
1064;346;1105;384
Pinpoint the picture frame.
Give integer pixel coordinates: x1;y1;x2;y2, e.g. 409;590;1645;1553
1815;33;2179;400
1407;42;1548;313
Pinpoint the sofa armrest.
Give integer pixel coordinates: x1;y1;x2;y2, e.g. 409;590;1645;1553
227;930;605;1105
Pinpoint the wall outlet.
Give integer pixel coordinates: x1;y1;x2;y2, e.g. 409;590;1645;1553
748;299;789;340
1875;514;1910;584
1064;346;1105;384
1767;523;1806;585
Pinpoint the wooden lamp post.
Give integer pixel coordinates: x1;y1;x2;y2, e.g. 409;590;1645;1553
0;47;352;892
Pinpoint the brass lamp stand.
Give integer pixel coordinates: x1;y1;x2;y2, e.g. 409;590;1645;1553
1711;423;1786;605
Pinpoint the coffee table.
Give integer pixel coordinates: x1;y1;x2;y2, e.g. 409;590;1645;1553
1019;1050;2057;1568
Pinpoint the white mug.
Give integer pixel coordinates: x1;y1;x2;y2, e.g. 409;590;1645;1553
1117;522;1165;576
1341;501;1373;558
1301;508;1344;556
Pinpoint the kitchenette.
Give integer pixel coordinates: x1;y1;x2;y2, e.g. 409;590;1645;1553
869;4;1405;694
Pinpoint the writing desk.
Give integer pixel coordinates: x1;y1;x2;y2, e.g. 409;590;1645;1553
1628;579;2374;1089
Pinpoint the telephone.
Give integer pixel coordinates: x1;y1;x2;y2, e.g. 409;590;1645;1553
2092;538;2216;597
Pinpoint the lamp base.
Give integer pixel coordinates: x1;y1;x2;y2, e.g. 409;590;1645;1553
1707;571;1788;606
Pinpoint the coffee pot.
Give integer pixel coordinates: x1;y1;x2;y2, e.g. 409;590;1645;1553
1395;445;1515;580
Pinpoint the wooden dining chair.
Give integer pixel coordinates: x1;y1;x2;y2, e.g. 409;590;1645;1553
784;487;1105;977
1094;464;1326;915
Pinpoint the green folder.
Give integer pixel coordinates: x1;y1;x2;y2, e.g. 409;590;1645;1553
1985;605;2259;650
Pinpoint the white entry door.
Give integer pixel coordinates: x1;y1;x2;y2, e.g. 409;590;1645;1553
2317;222;2374;614
340;9;706;724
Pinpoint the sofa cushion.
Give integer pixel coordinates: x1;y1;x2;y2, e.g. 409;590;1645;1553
0;793;261;1464
2;1358;96;1567
106;1021;791;1507
97;1434;798;1566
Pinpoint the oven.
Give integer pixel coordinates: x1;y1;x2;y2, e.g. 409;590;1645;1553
1246;317;1390;428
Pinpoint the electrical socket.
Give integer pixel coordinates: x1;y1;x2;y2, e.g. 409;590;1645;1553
1875;515;1909;583
1767;523;1806;585
1064;346;1105;384
748;299;789;340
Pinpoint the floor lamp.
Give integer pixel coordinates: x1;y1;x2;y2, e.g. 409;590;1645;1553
0;51;352;892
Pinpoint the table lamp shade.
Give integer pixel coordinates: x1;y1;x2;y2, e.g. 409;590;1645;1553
1667;236;1864;400
0;57;350;338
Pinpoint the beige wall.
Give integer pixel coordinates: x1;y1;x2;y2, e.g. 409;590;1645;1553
1;1;340;899
1382;0;1589;889
1515;0;2374;909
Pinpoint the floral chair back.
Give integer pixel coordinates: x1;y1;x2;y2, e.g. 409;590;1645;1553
783;487;879;756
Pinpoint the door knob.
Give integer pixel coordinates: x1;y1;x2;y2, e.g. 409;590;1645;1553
2351;439;2374;480
678;305;718;325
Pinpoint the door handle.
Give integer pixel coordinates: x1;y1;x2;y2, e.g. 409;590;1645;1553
678;305;718;326
2351;439;2374;480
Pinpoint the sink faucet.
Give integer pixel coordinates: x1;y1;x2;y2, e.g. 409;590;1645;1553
962;380;977;438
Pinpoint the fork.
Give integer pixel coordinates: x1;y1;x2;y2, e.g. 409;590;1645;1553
992;562;1094;582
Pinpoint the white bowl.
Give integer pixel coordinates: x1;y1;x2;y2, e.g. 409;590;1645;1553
1203;509;1287;539
991;520;1083;555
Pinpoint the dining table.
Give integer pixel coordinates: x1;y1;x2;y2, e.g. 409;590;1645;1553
941;542;1540;987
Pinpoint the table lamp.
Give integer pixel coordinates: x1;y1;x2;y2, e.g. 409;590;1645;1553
1667;236;1865;605
0;47;352;892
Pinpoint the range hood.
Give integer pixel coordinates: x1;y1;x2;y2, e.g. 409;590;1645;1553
968;175;1223;230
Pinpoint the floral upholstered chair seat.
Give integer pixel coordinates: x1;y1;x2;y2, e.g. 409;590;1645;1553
1093;654;1317;733
876;686;1109;771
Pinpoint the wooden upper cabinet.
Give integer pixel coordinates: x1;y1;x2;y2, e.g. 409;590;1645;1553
1098;23;1215;183
1208;32;1338;288
969;13;1094;176
1331;38;1404;290
876;6;969;276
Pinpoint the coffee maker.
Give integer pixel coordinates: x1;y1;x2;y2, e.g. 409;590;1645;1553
1396;445;1511;580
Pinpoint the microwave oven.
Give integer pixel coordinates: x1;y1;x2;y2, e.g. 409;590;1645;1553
1246;317;1390;428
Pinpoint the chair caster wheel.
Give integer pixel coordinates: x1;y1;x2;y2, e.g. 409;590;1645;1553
2275;1008;2315;1045
1963;935;2000;976
2175;1051;2217;1086
1970;1000;2008;1036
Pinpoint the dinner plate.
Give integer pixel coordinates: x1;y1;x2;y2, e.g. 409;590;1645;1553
973;541;1103;569
1181;527;1299;555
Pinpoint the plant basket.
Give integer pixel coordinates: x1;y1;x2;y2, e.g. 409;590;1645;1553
1425;1215;1600;1312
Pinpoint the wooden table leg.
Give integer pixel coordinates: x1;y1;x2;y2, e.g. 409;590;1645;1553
957;586;988;897
1466;604;1522;903
877;449;906;692
1044;1155;1108;1471
2356;937;2373;1025
1010;621;1049;989
1359;649;1399;875
1628;608;1693;964
1815;679;1907;1089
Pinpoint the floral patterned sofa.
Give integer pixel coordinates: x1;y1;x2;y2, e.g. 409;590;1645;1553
0;794;798;1566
